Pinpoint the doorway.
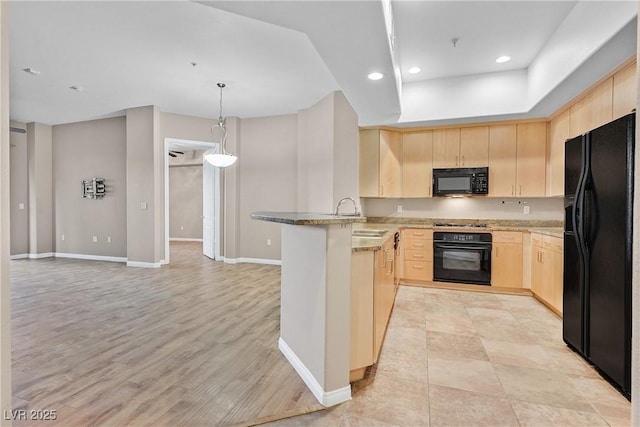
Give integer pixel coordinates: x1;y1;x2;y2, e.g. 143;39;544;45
164;138;221;264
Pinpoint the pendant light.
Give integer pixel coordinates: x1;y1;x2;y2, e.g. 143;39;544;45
204;83;237;167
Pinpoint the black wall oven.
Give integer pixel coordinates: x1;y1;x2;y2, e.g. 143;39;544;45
433;232;492;285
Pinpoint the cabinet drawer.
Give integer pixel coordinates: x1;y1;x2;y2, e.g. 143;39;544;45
404;239;432;250
543;235;563;253
531;232;543;246
492;231;523;243
402;229;433;240
405;248;433;261
403;260;433;281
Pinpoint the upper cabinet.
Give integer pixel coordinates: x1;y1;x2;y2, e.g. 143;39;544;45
402;131;433;197
516;123;547;197
359;129;402;198
612;62;637;120
459;126;489;167
570;78;613;137
433;127;489;168
488;123;546;197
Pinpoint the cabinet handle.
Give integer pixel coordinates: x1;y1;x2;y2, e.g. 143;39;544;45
412;232;424;236
381;185;384;196
412;243;425;248
519;185;522;196
455;155;459;166
511;185;515;196
413;265;424;270
413;254;424;259
495;247;499;257
462;155;465;166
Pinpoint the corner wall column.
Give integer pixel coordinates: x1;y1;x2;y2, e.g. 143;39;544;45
126;106;163;267
26;123;53;257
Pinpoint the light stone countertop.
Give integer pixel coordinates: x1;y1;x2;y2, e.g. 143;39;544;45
251;212;367;225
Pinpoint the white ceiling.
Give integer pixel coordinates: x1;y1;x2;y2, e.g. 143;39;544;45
8;1;638;127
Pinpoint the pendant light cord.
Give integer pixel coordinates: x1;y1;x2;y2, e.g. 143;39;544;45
217;82;225;121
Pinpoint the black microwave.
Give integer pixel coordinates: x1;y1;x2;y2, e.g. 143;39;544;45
433;167;489;196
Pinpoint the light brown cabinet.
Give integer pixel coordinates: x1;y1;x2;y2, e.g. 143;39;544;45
374;237;396;361
491;231;523;288
350;235;397;381
402;131;433;197
359;129;402;197
515;123;547;196
530;233;563;315
488;125;517;196
612;62;637;120
401;229;433;282
433;127;489;169
570;78;613;137
488;123;546;197
548;110;570;197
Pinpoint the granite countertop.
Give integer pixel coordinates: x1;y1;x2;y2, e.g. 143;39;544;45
251;212;367;225
350;220;564;251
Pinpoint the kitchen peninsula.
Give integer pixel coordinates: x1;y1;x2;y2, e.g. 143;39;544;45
250;212;366;407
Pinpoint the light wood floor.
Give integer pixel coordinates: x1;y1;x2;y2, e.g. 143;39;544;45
11;242;324;426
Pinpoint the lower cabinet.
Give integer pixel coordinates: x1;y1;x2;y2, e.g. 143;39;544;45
402;229;433;282
491;231;523;288
530;232;563;315
350;236;397;381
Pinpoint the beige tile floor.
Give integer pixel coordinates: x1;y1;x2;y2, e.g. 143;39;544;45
267;286;631;427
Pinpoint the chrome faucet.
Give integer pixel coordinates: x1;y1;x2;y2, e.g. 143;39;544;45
334;197;360;216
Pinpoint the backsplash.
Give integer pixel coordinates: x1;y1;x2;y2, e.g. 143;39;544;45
362;197;564;221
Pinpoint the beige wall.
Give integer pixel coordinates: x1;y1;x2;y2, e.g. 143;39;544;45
169;164;203;240
10;120;28;255
239;114;298;260
1;1;11;422
27;122;53;255
332;91;359;209
53;117;127;257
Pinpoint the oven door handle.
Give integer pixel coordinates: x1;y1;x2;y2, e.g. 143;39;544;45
435;244;491;250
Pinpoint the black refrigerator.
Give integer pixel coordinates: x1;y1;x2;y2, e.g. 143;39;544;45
563;112;634;399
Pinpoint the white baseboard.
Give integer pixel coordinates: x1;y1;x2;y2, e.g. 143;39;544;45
28;252;54;259
54;253;127;263
126;261;162;268
278;337;351;407
223;257;282;266
169;238;203;242
10;254;29;260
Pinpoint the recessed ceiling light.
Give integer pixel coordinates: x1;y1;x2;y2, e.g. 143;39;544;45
69;85;84;92
368;72;384;81
496;56;511;64
408;66;422;74
22;67;41;75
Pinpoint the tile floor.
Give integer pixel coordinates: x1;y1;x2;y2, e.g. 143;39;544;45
266;286;631;427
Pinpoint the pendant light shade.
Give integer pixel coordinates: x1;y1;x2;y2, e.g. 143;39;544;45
204;83;237;168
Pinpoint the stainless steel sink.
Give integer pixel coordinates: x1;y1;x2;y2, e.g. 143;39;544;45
352;229;387;238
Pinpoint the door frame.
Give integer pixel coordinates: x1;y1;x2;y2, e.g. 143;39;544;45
164;138;221;264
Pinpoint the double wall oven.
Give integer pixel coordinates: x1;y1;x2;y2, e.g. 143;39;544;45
432;224;492;285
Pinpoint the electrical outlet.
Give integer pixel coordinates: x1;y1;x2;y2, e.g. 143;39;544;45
397;205;403;213
107;236;112;243
92;236;98;243
61;234;65;241
523;206;530;215
180;225;184;231
267;239;272;246
140;202;148;210
18;203;25;210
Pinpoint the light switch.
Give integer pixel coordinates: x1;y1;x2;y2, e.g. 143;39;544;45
140;202;148;210
18;203;25;210
92;236;98;243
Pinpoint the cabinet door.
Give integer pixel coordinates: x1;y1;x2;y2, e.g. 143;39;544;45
350;251;374;371
402;131;433;197
551;248;564;314
433;128;460;168
359;129;380;197
516;123;546;196
530;235;544;296
491;232;523;288
488;125;517;196
373;247;386;361
549;111;570;197
379;130;402;197
460;126;489;167
613;62;637;120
